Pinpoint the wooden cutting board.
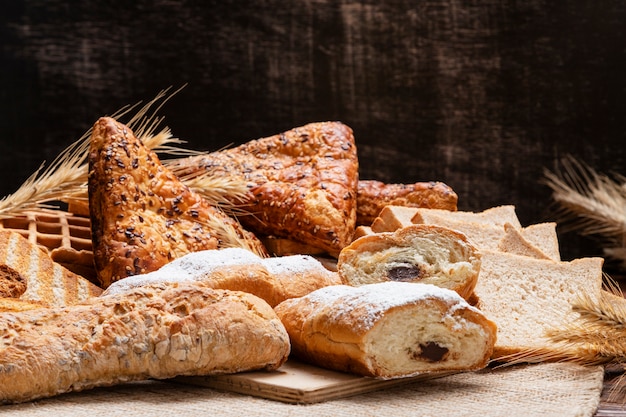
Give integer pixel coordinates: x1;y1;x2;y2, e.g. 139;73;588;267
176;359;453;404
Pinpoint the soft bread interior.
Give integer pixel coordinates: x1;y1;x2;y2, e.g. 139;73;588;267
339;228;478;293
364;303;493;377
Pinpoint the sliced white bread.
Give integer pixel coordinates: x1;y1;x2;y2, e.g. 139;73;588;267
410;205;522;229
473;250;604;360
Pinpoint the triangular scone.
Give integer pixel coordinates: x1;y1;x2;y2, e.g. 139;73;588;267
168;122;358;256
88;117;266;288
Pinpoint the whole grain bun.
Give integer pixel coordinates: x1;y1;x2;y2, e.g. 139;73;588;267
274;282;497;378
337;224;481;301
0;281;290;404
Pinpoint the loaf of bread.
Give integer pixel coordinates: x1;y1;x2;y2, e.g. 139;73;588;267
0;281;290;404
103;248;341;307
274;282;497;378
0;230;103;307
356;180;458;226
167;121;359;256
88;117;266;288
473;250;603;359
337;225;481;301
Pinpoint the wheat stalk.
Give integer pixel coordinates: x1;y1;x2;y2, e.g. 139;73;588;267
0;87;246;217
543;155;626;266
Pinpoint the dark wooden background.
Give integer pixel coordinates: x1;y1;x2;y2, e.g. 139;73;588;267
1;0;625;264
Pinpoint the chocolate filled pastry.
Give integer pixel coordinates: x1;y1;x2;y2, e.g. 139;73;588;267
337;224;481;301
167;122;359;256
356;180;458;226
88;117;266;288
274;282;497;378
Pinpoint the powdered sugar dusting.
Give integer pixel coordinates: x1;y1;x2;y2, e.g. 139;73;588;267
303;282;471;330
103;248;262;295
263;255;332;279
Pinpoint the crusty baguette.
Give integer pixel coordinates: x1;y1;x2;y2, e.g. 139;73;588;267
0;230;102;306
0;281;290;404
88;117;266;288
274;282;497;378
168;121;359;255
356;180;458;226
473;250;603;359
337;225;481;301
103;248;341;307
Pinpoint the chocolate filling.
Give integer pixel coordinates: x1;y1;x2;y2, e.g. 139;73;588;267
388;265;423;282
417;342;449;362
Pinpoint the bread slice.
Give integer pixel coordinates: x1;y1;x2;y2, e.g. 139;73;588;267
497;223;553;260
0;230;103;307
473;250;604;359
337;224;481;301
274;282;497;378
167;122;359;256
519;222;561;261
370;205;420;233
88;117;266;288
356;180;458;226
410;205;522;229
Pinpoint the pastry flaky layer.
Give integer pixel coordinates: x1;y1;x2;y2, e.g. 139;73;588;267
0;282;290;404
275;282;497;379
168;121;359;256
337;224;481;301
88;117;266;288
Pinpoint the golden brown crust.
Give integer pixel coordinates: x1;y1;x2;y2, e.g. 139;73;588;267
0;282;290;404
337;225;480;301
88;117;266;288
169;122;359;255
103;248;341;308
0;230;103;306
275;282;497;378
356;180;458;226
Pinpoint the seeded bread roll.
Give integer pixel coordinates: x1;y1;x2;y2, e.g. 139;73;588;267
274;282;497;378
0;281;290;404
103;248;341;307
337;224;481;301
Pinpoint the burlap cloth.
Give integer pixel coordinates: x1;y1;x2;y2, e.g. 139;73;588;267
1;362;604;417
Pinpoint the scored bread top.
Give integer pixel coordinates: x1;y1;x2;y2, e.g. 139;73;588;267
88;117;266;288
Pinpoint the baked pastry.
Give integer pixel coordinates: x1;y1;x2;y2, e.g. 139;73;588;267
0;230;103;307
167;121;359;256
337;224;481;301
274;282;497;378
473;250;603;359
103;248;341;307
88;117;266;288
0;281;290;404
356;180;458;226
0;209;96;283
